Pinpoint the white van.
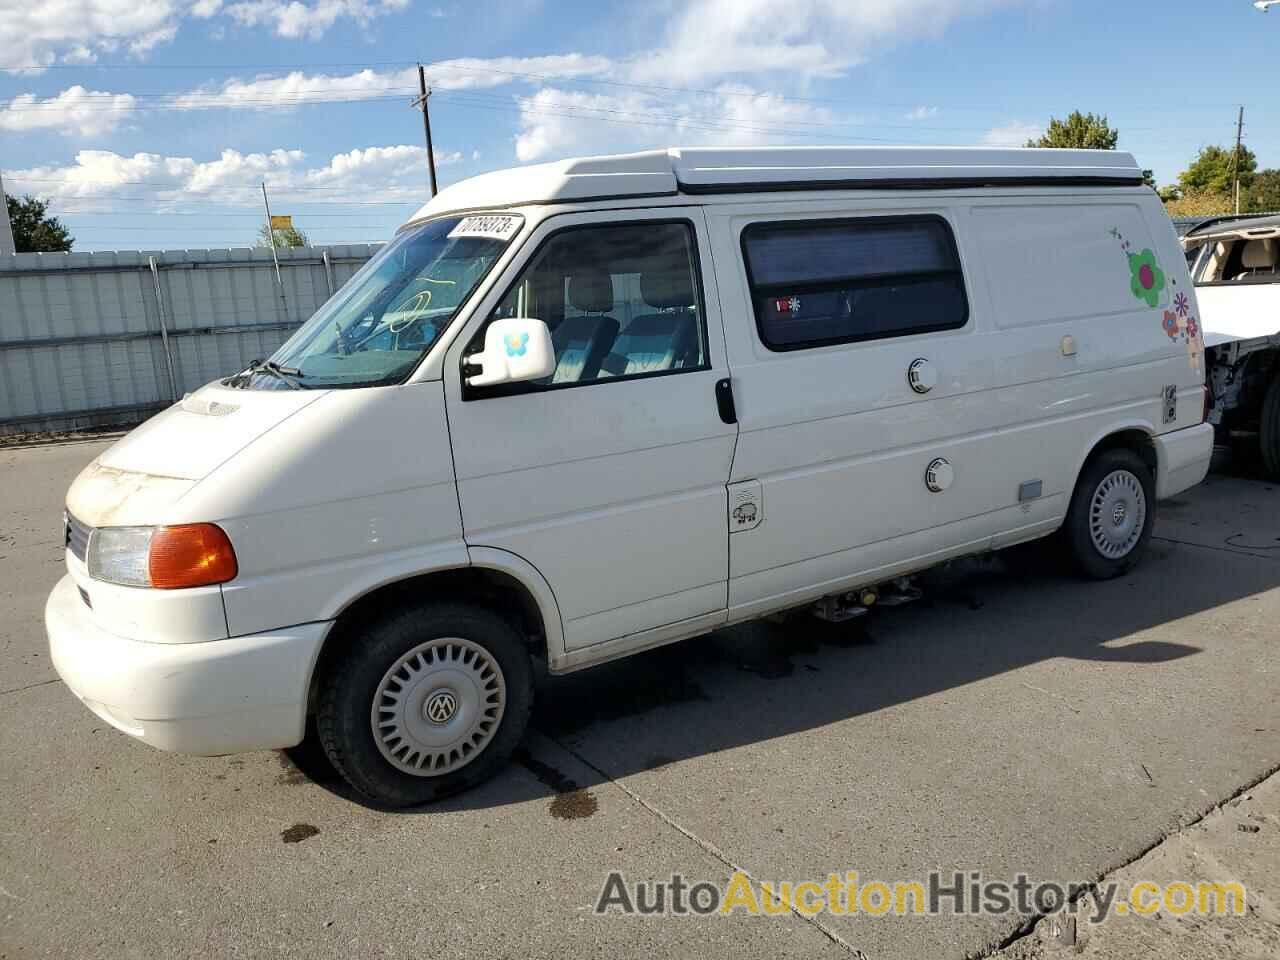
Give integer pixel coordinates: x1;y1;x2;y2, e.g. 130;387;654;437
47;147;1214;805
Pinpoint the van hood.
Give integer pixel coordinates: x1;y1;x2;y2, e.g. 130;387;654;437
66;382;323;528
99;382;324;480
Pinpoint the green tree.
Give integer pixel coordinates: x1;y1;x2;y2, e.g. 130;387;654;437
1164;190;1234;218
6;195;73;252
1179;145;1257;196
1245;169;1280;212
1026;111;1119;150
255;222;309;248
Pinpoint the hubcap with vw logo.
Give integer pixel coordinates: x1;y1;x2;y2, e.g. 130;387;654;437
1089;469;1147;560
370;637;506;776
423;689;458;724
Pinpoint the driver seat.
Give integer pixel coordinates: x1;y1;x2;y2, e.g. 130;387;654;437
550;270;619;383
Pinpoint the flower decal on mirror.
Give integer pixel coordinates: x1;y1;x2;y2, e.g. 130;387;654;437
504;332;529;357
1128;248;1166;308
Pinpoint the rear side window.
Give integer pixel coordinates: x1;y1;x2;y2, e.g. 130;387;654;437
742;216;968;350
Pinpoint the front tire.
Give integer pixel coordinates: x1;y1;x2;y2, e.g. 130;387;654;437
1063;448;1155;580
1261;372;1280;480
317;602;534;807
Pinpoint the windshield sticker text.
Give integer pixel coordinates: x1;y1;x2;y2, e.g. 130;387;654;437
449;215;523;241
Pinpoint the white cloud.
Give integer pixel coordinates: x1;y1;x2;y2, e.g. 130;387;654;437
220;0;409;39
0;0;419;68
0;0;182;71
422;54;613;90
511;0;1029;161
169;55;614;111
299;144;461;192
514;83;837;163
980;120;1043;147
172;68;417;110
62;45;99;65
629;0;1024;83
514;89;650;163
6;145;463;207
0;86;137;136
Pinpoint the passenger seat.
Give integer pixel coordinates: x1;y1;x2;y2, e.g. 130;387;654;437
599;269;701;377
551;271;619;383
1235;239;1278;280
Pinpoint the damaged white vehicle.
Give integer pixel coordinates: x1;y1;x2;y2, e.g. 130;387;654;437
1184;214;1280;476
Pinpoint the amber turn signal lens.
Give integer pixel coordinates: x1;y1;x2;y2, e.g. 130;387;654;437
148;523;238;589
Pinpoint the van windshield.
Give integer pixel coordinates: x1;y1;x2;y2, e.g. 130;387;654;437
235;214;520;390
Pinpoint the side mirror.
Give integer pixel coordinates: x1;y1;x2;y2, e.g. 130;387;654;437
465;317;556;388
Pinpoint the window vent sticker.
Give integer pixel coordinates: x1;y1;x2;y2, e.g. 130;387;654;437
448;215;523;241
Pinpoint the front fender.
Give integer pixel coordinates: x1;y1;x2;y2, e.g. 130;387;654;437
467;546;566;671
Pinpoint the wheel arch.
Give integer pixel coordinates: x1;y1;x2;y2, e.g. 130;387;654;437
306;548;564;715
1069;422;1159;498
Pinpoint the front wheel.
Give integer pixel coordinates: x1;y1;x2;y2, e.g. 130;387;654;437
1063;448;1155;580
317;603;534;807
1261;371;1280;480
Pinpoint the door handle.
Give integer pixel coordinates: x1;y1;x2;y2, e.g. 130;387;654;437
715;378;737;425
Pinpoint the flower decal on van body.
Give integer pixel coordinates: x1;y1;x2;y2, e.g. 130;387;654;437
504;332;529;357
1162;311;1180;339
1128;249;1166;308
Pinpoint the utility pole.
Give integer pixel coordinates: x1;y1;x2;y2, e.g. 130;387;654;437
261;181;290;323
0;170;15;256
413;64;439;197
1231;106;1245;215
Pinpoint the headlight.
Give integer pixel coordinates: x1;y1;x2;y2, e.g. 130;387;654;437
87;526;154;587
86;524;238;589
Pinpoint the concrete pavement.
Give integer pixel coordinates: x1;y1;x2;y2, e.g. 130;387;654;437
1;439;1278;959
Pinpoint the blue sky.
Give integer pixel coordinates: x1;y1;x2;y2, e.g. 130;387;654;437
2;0;1277;251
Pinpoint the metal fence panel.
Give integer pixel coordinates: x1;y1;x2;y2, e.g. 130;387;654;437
0;244;379;435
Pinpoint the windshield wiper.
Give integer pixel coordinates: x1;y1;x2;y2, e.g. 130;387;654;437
228;357;308;389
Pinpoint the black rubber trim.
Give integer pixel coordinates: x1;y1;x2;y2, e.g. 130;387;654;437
678;175;1146;195
715;378;737;424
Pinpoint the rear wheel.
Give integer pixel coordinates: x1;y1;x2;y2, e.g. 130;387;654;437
317;602;534;807
1063;448;1155;580
1261;372;1280;480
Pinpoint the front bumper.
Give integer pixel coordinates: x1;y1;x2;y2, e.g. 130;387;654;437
46;575;330;756
1153;422;1215;500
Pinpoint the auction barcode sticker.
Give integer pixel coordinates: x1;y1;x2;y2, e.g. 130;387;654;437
448;215;523;241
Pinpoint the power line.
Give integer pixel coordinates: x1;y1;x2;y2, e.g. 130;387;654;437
3;55;1269;114
51;209;411;217
4;55;1263;118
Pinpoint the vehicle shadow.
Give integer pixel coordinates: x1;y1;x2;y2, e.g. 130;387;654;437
286;530;1279;814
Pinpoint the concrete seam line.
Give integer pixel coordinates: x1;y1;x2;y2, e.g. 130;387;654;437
0;678;62;697
550;735;864;957
1152;535;1280;561
981;758;1280;958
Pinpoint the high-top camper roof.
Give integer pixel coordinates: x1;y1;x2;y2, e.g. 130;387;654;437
405;146;1146;223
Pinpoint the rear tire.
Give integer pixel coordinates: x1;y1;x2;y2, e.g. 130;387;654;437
1261;372;1280;480
317;602;534;807
1063;448;1155;580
